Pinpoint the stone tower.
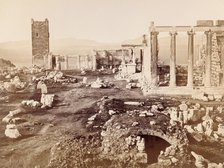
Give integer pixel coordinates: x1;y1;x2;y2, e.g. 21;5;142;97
31;18;49;67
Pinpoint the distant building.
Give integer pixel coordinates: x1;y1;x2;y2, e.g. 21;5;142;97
31;18;50;67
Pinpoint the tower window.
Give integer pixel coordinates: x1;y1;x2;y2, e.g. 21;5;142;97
36;33;39;37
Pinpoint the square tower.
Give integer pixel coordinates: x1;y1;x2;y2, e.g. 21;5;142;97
31;18;50;67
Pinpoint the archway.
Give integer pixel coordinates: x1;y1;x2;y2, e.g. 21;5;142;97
141;135;171;164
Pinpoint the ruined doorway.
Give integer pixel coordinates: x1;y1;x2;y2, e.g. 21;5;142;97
141;135;170;164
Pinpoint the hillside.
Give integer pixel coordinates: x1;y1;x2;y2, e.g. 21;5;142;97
0;58;15;69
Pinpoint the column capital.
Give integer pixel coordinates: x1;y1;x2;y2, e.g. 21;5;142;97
151;31;159;36
204;29;212;35
187;30;195;36
169;31;177;36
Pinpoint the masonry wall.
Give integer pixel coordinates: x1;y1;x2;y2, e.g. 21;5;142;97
211;33;221;86
31;19;50;67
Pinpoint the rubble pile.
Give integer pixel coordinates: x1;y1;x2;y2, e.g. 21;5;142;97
125;80;141;89
10;76;26;89
30;65;44;74
91;77;114;88
192;91;223;102
21;100;41;108
2;109;24;124
184;105;224;142
35;71;77;84
5;124;21;139
191;151;224;168
0;75;27;93
158;144;193;167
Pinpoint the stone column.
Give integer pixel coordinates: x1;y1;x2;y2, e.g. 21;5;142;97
169;31;177;87
132;47;136;64
187;30;195;87
77;55;80;69
56;56;60;70
121;48;125;65
220;42;224;86
204;30;212;87
92;51;97;71
48;53;52;69
85;55;89;69
64;56;68;70
150;31;159;87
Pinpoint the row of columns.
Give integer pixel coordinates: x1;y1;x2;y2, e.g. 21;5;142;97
149;29;212;88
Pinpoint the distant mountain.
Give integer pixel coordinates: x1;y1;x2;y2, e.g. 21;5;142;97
0;35;204;67
0;38;120;67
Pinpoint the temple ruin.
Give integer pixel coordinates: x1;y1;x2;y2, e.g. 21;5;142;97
141;20;224;95
31;19;224;95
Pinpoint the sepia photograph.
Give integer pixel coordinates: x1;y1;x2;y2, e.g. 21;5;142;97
0;0;224;167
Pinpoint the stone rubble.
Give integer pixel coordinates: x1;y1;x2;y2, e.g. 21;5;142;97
91;77;113;88
5;124;21;139
21;100;41;108
191;151;224;168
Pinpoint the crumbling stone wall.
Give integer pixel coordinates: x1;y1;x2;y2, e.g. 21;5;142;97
31;19;50;67
194;33;222;86
211;33;221;86
95;49;130;69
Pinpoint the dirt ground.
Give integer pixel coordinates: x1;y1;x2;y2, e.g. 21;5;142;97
0;71;224;168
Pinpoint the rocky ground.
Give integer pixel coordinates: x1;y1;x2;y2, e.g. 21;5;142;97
0;70;224;168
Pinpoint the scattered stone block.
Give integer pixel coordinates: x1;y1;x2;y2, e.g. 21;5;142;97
184;125;195;134
136;138;145;152
5;124;21;139
151;105;159;113
195;123;204;133
208;95;215;101
179;102;188;111
150;120;156;125
171;157;178;164
2;114;13;123
41;94;54;108
124;101;144;106
9;109;23;116
88;114;97;121
191;151;209;168
217;124;224;137
208;163;223;168
214;94;223;101
158;158;172;166
108;110;116;115
131;122;139;127
146;111;154;116
82;77;87;84
11;117;26;124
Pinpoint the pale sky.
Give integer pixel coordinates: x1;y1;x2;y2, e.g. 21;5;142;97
0;0;224;43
